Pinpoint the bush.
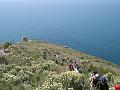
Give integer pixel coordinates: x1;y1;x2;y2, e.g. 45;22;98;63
60;71;85;90
36;71;86;90
0;56;8;64
3;42;13;49
42;61;56;71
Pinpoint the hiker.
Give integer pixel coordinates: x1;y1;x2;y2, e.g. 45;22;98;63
73;61;81;73
96;75;109;90
89;71;99;89
53;54;59;64
42;51;46;59
89;72;109;90
68;59;74;71
40;49;47;60
61;56;69;65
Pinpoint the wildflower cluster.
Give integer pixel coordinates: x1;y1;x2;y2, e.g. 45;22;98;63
105;72;120;87
35;71;85;90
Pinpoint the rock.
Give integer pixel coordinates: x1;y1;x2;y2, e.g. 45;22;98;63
0;50;5;56
63;46;68;48
0;49;10;56
4;49;10;54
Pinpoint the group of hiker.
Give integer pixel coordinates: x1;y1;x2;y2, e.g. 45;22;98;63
68;59;81;73
68;60;120;90
40;49;47;60
41;49;70;65
40;49;120;90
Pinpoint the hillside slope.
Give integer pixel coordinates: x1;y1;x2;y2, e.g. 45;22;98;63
0;40;120;90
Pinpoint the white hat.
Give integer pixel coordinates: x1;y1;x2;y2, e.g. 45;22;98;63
95;74;99;77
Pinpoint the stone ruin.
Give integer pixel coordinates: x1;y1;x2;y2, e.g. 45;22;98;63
21;36;28;42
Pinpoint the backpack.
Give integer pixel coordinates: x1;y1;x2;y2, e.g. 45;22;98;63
68;64;74;71
97;75;107;86
96;76;109;90
73;67;79;73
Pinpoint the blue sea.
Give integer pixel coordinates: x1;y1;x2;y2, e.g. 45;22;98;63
0;0;120;65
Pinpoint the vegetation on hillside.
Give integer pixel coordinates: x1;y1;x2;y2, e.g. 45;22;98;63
0;40;120;90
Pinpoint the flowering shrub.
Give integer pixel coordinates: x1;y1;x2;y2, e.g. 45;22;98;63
42;61;56;71
1;41;120;90
105;72;120;87
35;71;85;90
60;71;85;90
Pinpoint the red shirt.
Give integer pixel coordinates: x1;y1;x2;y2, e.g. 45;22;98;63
68;63;73;70
114;84;120;90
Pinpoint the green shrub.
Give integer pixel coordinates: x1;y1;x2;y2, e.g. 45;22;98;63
0;56;8;64
37;71;86;90
3;42;13;49
60;71;85;90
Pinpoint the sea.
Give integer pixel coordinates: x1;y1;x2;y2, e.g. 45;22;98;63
0;0;120;65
